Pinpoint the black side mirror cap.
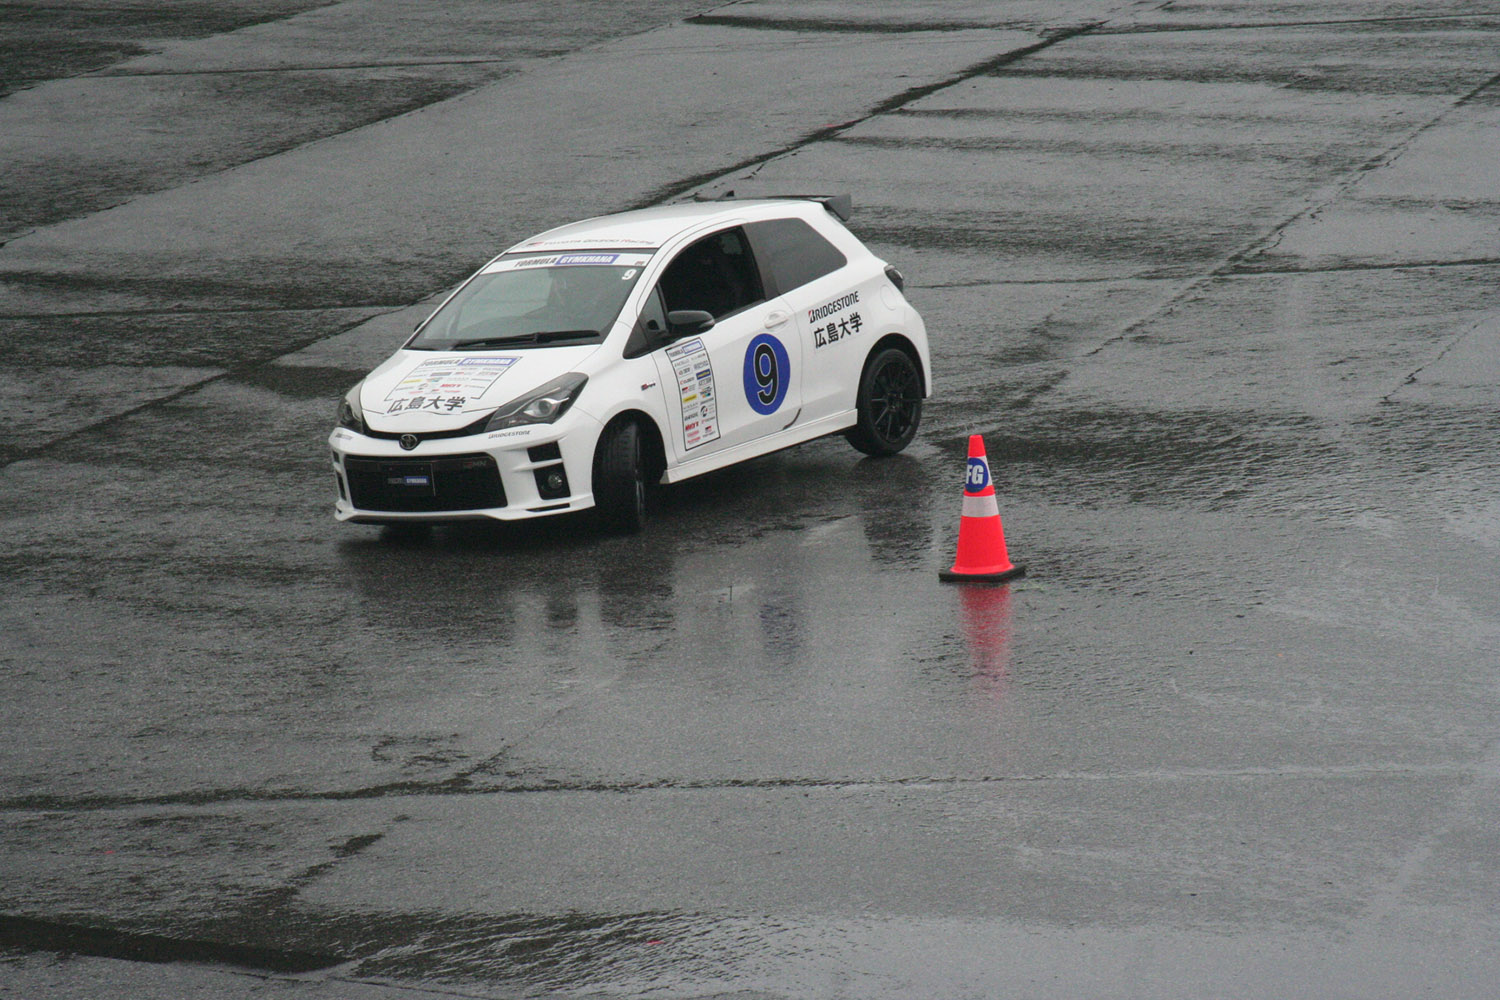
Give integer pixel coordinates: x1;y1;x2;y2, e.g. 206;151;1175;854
666;310;715;335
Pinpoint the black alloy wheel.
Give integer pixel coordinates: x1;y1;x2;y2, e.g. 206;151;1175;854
846;347;922;456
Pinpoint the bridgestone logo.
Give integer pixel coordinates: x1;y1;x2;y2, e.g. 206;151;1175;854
808;290;859;324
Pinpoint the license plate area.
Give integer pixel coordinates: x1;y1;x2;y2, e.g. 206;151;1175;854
381;461;435;496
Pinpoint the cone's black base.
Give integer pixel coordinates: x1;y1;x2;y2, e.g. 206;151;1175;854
939;564;1026;584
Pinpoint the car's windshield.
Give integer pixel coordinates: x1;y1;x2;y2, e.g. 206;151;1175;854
409;252;653;350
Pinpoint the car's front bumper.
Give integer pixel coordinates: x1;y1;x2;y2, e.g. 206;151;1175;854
328;417;600;523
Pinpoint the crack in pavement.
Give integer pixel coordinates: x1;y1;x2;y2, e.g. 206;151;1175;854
1384;312;1497;402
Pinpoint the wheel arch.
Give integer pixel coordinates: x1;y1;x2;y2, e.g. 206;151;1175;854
863;332;928;396
594;408;668;485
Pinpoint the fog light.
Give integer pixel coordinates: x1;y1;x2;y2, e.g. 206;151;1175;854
533;462;570;501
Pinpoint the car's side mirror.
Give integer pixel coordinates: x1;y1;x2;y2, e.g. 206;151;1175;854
666;310;715;336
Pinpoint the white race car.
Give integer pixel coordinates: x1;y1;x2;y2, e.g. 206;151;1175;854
330;195;929;531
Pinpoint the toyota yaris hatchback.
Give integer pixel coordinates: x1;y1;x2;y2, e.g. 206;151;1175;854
330;195;929;531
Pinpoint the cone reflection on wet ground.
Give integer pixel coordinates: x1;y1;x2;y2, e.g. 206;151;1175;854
961;584;1013;702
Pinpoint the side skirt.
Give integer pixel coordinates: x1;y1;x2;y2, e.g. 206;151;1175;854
661;409;856;484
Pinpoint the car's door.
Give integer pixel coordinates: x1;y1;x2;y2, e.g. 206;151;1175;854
744;217;864;426
647;226;802;463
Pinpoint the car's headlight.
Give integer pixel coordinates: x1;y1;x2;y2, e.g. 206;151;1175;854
338;383;366;433
485;373;588;432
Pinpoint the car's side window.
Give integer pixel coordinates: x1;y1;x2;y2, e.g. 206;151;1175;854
623;286;669;358
744;218;847;296
639;285;668;334
658;228;765;319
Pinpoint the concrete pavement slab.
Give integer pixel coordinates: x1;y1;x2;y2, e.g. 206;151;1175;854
0;1;332;96
4;3;1500;997
0;19;1079;314
0;0;719;239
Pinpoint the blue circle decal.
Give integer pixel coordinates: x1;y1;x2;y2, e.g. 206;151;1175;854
743;333;790;415
965;456;991;493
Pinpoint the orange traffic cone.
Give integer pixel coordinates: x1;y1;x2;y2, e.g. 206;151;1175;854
939;434;1025;583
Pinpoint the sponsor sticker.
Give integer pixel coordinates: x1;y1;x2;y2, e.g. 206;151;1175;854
383;356;518;414
808;290;864;351
554;253;619;266
808;290;859;324
485;252;652;274
665;338;720;450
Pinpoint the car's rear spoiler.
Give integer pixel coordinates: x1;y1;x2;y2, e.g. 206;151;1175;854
693;191;852;222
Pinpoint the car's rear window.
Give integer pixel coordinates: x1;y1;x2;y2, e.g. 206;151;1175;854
409;251;653;350
746;218;848;295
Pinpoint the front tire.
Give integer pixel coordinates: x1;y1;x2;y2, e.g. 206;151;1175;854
593;419;646;533
845;347;922;456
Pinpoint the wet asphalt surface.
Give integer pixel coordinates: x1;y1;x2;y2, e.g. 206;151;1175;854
3;2;1500;997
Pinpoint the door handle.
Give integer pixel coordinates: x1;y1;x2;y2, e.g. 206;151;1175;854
765;311;790;329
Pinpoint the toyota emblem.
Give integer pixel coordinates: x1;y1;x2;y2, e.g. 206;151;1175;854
399;434;419;451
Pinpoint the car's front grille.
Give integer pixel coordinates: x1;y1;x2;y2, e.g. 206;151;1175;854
343;453;505;512
362;418;489;442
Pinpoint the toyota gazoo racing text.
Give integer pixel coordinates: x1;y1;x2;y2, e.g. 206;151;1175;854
330;194;931;532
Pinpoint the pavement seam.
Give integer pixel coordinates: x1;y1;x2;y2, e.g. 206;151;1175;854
322;976;511;999
0;304;408;321
686;14;1022;34
77;57;552;79
1068;69;1500;370
0;307;402;470
1;764;1474;813
1092;11;1500;35
624;20;1106;211
1220;257;1500;277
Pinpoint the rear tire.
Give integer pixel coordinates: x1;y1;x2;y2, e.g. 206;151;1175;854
593;419;646;533
845;347;922;456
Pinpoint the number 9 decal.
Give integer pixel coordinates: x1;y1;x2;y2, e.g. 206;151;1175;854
743;333;790;415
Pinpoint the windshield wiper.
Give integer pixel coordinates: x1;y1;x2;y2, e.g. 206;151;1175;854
446;330;598;350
